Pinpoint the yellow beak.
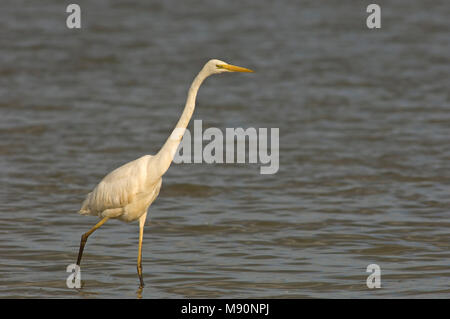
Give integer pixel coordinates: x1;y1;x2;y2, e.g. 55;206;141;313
220;64;254;73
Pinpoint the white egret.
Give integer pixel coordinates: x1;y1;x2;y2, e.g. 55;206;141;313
75;59;253;288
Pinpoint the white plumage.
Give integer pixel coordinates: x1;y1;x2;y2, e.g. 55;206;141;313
79;155;162;222
74;59;253;288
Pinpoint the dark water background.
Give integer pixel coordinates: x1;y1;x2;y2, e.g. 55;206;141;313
0;0;449;298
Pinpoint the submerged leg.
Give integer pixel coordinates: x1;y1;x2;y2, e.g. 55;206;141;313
76;217;109;266
137;212;148;288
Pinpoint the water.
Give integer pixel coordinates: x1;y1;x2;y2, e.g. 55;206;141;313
0;0;449;298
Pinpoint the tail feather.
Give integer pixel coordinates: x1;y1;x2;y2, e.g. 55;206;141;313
78;208;91;215
78;192;92;215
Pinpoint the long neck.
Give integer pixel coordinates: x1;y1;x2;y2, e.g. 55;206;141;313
152;68;209;178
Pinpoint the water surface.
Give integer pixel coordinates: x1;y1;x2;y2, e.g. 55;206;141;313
0;0;449;298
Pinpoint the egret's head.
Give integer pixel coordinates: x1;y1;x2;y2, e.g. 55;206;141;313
204;59;254;75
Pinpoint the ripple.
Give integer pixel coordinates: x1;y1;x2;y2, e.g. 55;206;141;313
0;0;449;298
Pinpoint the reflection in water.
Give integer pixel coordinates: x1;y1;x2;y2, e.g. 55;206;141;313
137;287;143;299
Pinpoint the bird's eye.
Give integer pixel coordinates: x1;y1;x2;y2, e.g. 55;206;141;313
216;64;224;69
